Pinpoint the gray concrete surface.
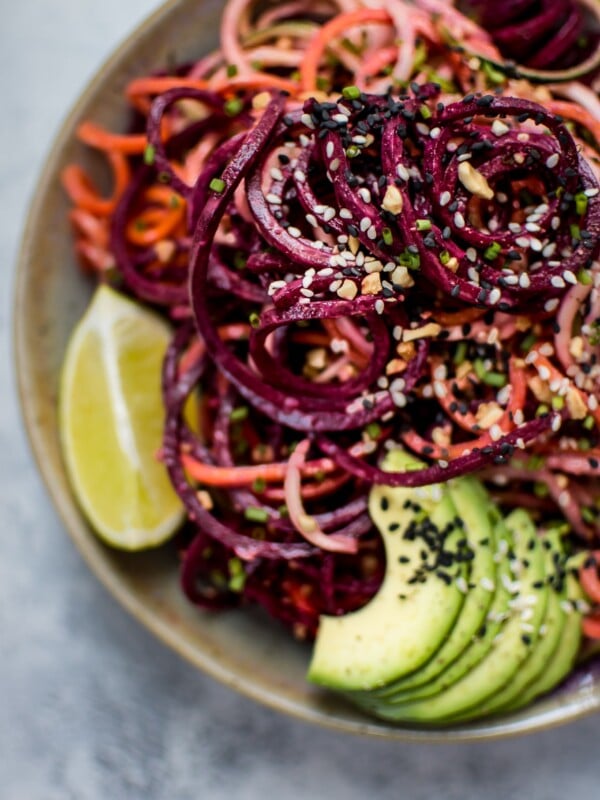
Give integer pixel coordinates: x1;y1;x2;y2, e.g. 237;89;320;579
2;1;600;798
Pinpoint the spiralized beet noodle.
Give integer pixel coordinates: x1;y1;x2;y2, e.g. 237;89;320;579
63;0;600;639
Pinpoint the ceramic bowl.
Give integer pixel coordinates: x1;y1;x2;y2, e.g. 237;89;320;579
14;0;600;741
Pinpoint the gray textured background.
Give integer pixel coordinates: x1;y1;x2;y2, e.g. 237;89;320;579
2;1;600;798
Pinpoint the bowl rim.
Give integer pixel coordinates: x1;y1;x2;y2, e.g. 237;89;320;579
13;0;600;743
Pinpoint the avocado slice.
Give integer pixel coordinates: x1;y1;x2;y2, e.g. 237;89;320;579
307;450;467;691
361;516;514;707
505;572;583;713
369;508;548;722
450;531;568;720
362;477;499;701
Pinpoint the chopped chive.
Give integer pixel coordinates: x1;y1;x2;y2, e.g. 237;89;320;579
551;396;565;411
342;85;361;100
143;144;156;166
534;483;549;498
233;251;247;270
277;504;289;517
224;97;244;116
230;406;249;422
382;227;394;245
583;415;595;430
570;223;581;240
252;477;267;493
169;194;181;209
226;63;238;78
474;359;487;381
419;104;432;119
415;219;432;232
244;506;269;523
440;249;450;265
249;312;261;328
397;249;421;270
578;268;593;285
345;145;360;158
527;455;545;471
210;177;226;193
536;403;550;417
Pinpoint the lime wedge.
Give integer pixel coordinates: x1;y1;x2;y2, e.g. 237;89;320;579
59;284;184;549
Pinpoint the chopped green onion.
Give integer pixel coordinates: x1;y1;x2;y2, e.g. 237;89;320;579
277;504;289;517
551;396;565;411
582;507;597;525
482;372;507;388
520;333;537;353
316;76;330;92
415;219;432;232
230;406;249;422
536;403;550;417
575;192;589;216
209;177;226;193
228;558;246;592
345;145;360;158
440;250;450;265
224;97;244;116
366;422;382;439
578;268;593;286
453;341;468;365
226;64;238;78
584;415;596;430
534;483;549;498
252;477;266;493
143;144;156;166
484;242;502;261
482;60;506;86
244;507;269;523
249;312;260;328
397;249;421;270
570;223;581;240
419;104;432;120
342;85;361;100
382;227;393;245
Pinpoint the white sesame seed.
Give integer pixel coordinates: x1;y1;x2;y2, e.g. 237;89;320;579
326;141;334;159
305;213;317;228
323;206;336;222
352;134;367;145
377;376;389;388
375;299;385;314
550;276;565;289
454;212;466;229
440;191;451;207
396;164;410;181
360;216;371;232
538;365;551;381
551;216;560;230
492;119;510;137
422;384;434;398
467;266;479;282
552;415;562;432
330;158;340;172
509;222;522;234
434;381;447;399
504;274;519;286
585;187;599;197
539;343;554;357
430;127;441;139
563;270;577;285
300;287;313;298
270;167;283;182
489;288;501;305
318;267;334;277
301;114;315;130
466;247;477;262
355;251;365;267
589;394;598;411
518;273;531;289
392;391;407;408
339;208;353;220
393;326;403;341
545;153;560;169
489;424;503;441
514;409;524;425
542;243;557;258
266;193;282;205
293;169;306;184
329;280;342;293
457;153;472;162
525;222;541;233
367;226;377;240
288;226;301;239
416;122;429;136
516;236;530;248
545;298;560;312
358;188;372;203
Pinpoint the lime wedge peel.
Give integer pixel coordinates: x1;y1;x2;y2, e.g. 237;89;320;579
59;285;185;550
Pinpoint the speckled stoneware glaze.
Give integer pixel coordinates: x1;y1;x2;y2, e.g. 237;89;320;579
14;0;600;741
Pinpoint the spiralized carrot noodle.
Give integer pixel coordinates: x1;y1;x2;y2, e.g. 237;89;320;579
62;0;600;650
